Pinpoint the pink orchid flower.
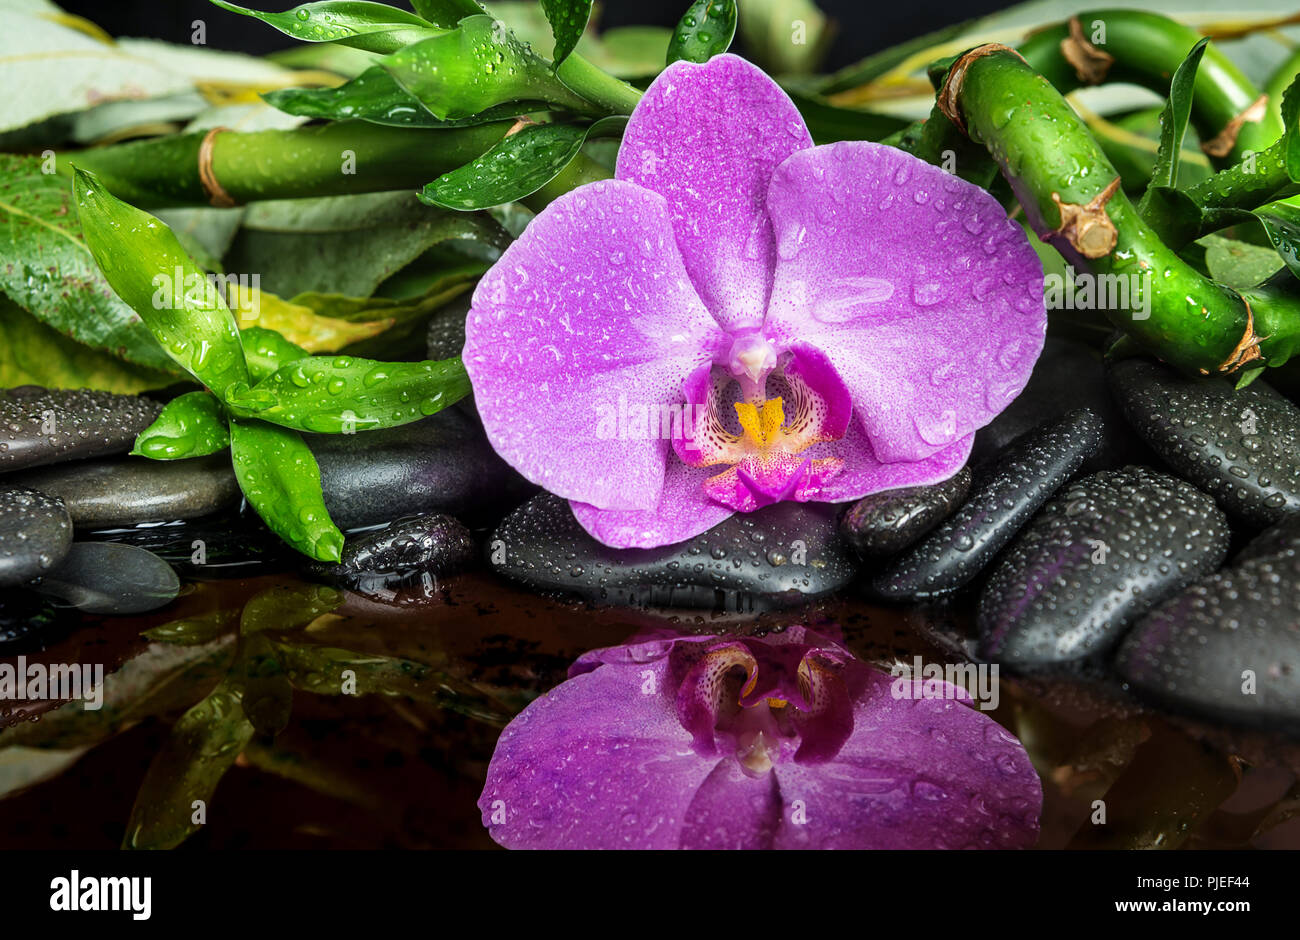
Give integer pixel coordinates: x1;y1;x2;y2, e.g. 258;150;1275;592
464;54;1046;548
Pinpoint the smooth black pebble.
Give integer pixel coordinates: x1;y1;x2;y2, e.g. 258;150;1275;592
839;468;971;558
490;493;858;611
1108;357;1300;527
870;408;1104;600
0;387;161;470
33;542;180;615
978;466;1230;665
0;484;72;587
1116;516;1300;726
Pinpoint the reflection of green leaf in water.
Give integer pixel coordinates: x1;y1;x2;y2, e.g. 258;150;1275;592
271;640;512;725
241;583;343;635
122;676;255;850
143;608;240;645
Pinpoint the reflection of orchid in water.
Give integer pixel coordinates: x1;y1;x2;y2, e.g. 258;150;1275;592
465;54;1045;548
479;626;1041;849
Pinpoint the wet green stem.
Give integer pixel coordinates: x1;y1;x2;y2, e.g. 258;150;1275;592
57;120;513;209
945;46;1300;375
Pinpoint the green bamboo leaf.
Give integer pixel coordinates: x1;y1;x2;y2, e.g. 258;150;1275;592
227;356;470;433
1202;233;1285;288
0;155;175;373
263;65;533;127
1253;200;1300;281
73;168;252;400
210;1;440;54
1282;73;1300;182
122;676;254;849
1139;38;1208;218
381;14;590;120
737;0;830;75
420;120;591;210
143;609;240;645
226;190;507;299
0;294;174;394
411;0;485;26
539;0;593;66
667;0;737;66
132;390;231;460
241;326;310;382
229;418;344;563
241;584;344;635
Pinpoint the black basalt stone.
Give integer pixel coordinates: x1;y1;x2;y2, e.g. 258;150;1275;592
0;484;72;587
309;513;477;603
839;468;971;557
1108;357;1300;528
33;542;180;615
0;387;162;470
1116;525;1300;727
489;493;858;611
7;454;240;526
308;408;532;528
978;466;1230;665
870;408;1104;601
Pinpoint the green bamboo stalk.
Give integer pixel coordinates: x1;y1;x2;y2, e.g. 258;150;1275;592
57;120;513;209
1017;10;1281;166
940;44;1300;375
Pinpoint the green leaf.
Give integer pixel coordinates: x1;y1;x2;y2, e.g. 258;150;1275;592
411;0;485;26
229;418;344;563
143;609;240;645
122;676;254;850
1139;38;1208;216
263;65;532;127
0;155;175;372
1281;73;1300;183
667;0;737;66
786;92;908;145
1201;232;1286;288
1253;199;1300;281
228;285;394;350
210;1;440;54
420;120;590;210
0;293;174;394
226;191;507;299
240;633;293;736
381;14;589;120
72;168;252;399
132;391;231;460
0;8;192;135
227;355;471;433
241;584;344;634
539;0;592;65
241;326;311;382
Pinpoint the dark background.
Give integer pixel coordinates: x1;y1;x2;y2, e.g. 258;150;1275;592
59;0;1019;70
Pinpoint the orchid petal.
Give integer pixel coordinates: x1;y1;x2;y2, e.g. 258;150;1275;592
479;656;710;850
773;675;1042;849
617;53;812;331
764;141;1046;463
570;458;735;548
465;179;727;511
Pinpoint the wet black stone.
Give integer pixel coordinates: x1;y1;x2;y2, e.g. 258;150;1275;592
1108;358;1300;528
0;485;72;587
33;542;180;615
1116;529;1300;727
309;513;476;602
0;387;162;471
978;466;1230;666
839;468;971;557
0;591;69;654
7;454;239;526
870;408;1104;601
1232;514;1300;566
80;512;290;579
308;409;533;529
971;337;1150;471
425;295;469;362
490;493;858;611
